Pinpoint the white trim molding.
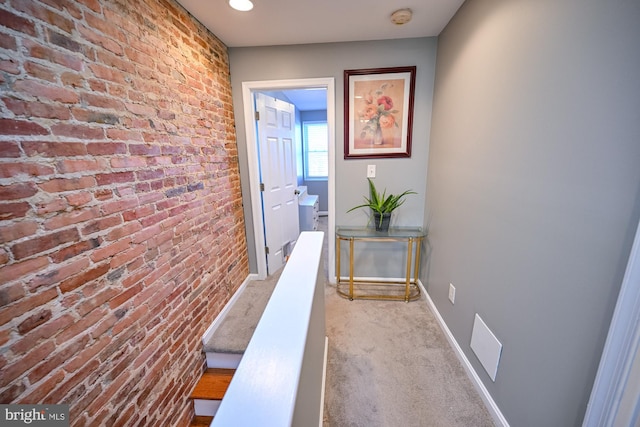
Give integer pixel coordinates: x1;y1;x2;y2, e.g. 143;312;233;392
241;78;336;281
583;219;640;427
419;280;510;427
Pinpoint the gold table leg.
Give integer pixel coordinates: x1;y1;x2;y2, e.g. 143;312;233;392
405;237;413;302
349;237;354;300
336;235;340;288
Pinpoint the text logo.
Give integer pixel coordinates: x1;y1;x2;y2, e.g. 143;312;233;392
1;405;69;426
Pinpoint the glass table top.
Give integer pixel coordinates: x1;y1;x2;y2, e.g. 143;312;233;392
336;226;426;239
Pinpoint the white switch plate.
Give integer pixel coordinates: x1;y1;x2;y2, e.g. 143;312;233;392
367;165;376;178
448;283;456;304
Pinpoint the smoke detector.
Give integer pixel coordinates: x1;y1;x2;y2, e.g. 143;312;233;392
390;8;413;25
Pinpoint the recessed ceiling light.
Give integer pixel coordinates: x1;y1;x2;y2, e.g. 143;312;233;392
229;0;253;12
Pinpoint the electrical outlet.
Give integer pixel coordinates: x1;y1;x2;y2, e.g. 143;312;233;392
448;283;456;304
367;165;376;178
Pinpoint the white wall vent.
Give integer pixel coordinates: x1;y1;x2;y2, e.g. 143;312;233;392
470;313;503;382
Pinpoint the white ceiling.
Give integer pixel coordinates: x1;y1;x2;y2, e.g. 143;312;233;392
175;0;465;48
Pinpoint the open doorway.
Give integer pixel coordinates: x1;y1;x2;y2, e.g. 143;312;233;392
241;78;336;281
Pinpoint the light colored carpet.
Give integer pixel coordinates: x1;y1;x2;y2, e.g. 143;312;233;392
203;268;282;354
323;285;494;427
206;216;495;426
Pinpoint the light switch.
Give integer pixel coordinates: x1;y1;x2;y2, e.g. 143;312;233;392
367;165;376;178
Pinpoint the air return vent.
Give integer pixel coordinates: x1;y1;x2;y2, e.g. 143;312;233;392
470;314;503;382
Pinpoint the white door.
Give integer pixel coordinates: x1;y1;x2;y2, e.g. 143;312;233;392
256;93;300;275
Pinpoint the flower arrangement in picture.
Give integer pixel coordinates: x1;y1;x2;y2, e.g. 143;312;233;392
358;83;400;144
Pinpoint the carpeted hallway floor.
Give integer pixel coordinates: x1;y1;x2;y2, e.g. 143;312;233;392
318;216;495;427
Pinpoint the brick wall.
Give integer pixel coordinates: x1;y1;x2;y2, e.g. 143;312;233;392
0;0;248;425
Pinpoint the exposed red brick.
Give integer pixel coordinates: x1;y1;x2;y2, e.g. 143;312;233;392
0;57;20;74
11;228;80;260
111;156;147;168
0;287;57;326
129;144;162;156
13;79;80;103
95;171;134;186
61;71;84;87
101;198;138;215
75;287;119;318
0;161;55;178
63;336;109;373
0;282;26;306
0;340;56;388
48;357;99;405
0;9;36;36
28;335;90;384
23;140;87;157
78;23;124;56
89;237;131;263
104;221;142;242
39;176;96;193
51;123;105;139
81;216;122;236
0;141;21;157
4;97;72;120
16;370;65;404
23;61;57;82
0;182;38;200
0;220;38;244
110;243;145;269
26;257;90;293
88;63;126;85
59;262;110;293
86;141;127;155
12;0;75;33
23;39;84;71
65;191;93;207
56;158;105;174
17;309;53;334
0;118;48;136
80;92;125;110
50;238;101;263
43;207;100;230
0;32;17;50
0;201;31;220
35;197;68;215
0;247;8;265
0;1;248;424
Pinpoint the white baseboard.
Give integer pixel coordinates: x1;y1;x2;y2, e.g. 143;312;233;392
418;280;510;427
206;352;243;369
193;398;221;416
202;274;256;345
319;336;328;427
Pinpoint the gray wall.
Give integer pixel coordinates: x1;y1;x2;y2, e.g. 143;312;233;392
425;0;640;426
229;38;437;274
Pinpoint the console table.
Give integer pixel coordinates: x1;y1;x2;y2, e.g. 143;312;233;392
335;226;426;302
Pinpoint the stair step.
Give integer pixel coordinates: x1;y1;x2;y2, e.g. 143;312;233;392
190;368;235;400
190;415;214;427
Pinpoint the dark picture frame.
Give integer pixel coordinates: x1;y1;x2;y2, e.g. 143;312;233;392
344;66;416;159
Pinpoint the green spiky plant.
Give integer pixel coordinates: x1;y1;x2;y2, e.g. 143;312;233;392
347;178;416;229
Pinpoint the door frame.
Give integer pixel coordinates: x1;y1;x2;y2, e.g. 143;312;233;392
242;78;335;280
583;217;640;426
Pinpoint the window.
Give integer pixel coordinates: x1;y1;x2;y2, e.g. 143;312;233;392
303;121;328;179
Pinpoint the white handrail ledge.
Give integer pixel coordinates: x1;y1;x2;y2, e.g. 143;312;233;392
211;231;326;426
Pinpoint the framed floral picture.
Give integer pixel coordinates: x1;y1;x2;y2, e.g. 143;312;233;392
344;66;416;159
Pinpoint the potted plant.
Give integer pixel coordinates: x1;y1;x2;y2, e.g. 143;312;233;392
347;178;416;231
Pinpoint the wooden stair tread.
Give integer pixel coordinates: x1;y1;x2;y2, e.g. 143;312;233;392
190;415;213;426
190;368;235;400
